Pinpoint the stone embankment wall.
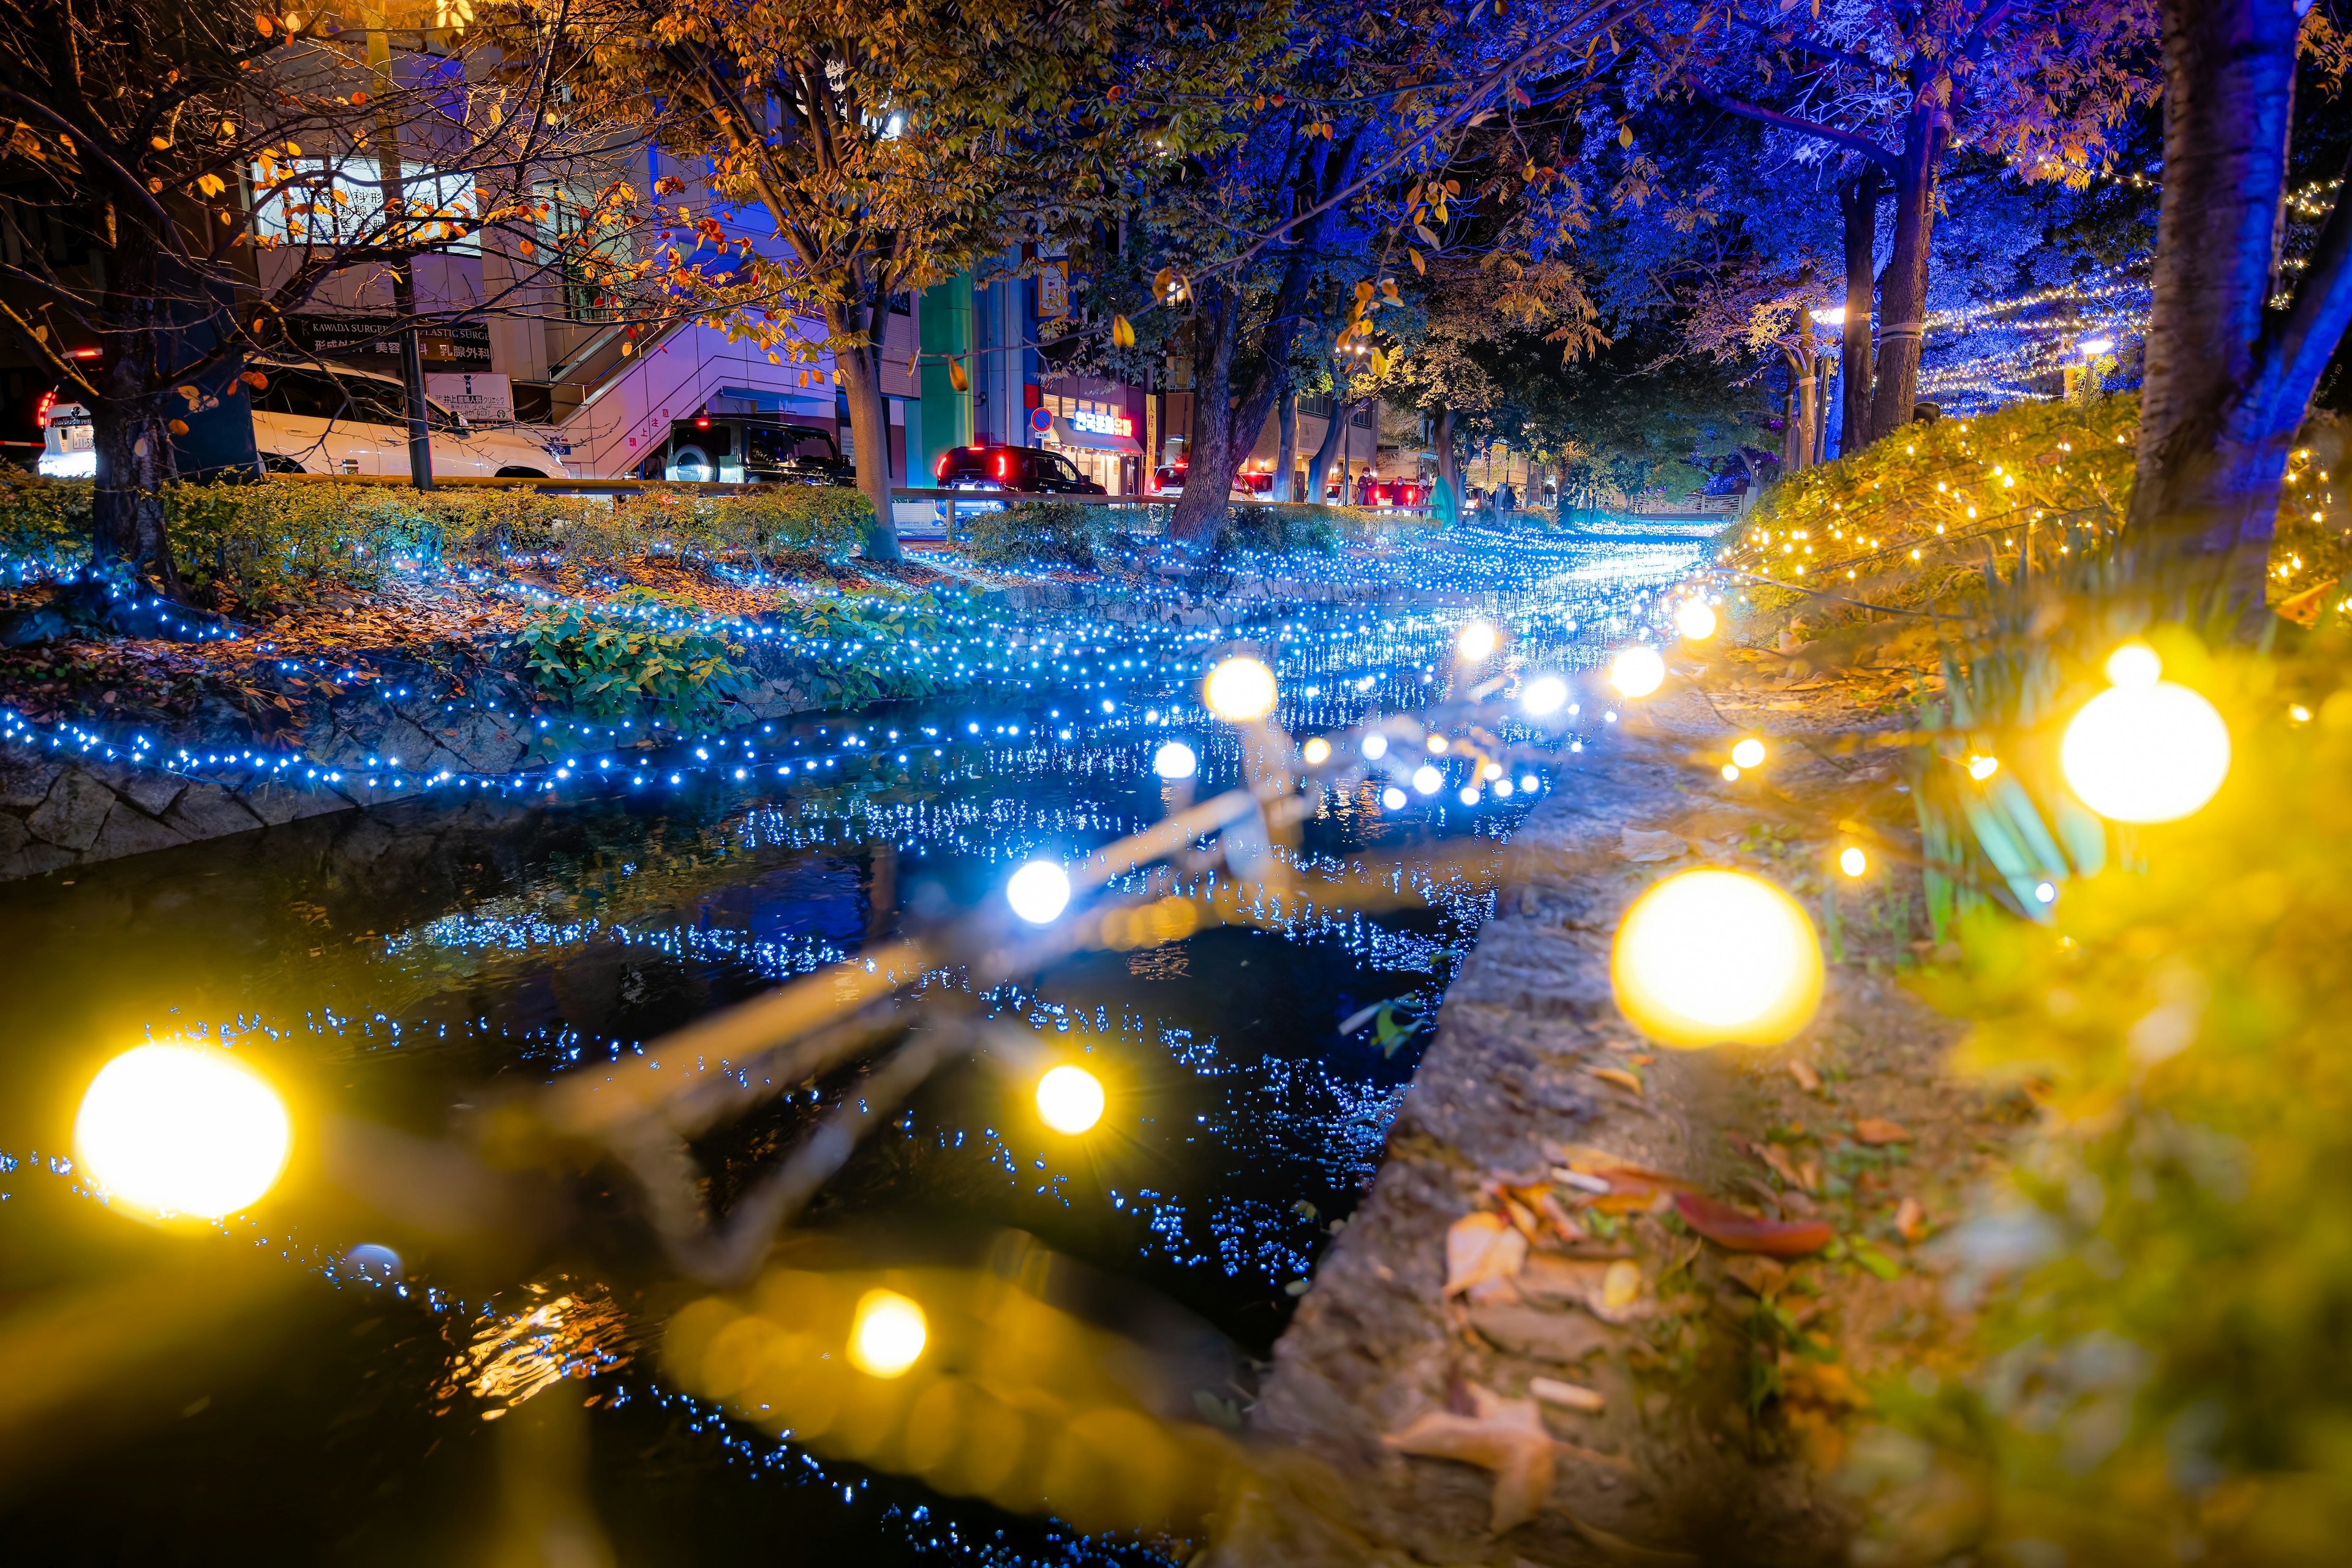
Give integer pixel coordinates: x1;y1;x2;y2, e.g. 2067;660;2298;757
0;563;1418;882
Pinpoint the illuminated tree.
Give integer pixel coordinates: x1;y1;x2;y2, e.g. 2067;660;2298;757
0;1;644;598
1634;0;2160;446
2128;0;2352;586
544;0;1148;560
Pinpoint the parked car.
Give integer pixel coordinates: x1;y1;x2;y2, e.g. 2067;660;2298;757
1149;461;1257;499
633;412;854;485
928;443;1106;523
36;359;577;480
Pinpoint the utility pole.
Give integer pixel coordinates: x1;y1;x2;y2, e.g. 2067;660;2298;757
365;11;434;489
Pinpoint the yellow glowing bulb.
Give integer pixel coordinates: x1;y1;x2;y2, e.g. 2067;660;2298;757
2062;682;2231;823
1730;737;1766;769
1611;870;1823;1049
1035;1064;1106;1134
1609;646;1666;699
1721;763;1741;781
1456;620;1499;662
849;1289;927;1378
1204;656;1277;722
1967;754;2000;781
2104;642;2162;689
1302;736;1332;764
74;1042;291;1221
1838;846;1868;878
1675;600;1717;640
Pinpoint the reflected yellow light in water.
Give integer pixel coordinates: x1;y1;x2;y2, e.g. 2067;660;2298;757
2063;681;2231;823
1203;657;1276;721
74;1042;291;1219
1036;1065;1106;1134
1608;646;1666;698
850;1289;927;1378
1730;737;1766;769
1675;600;1717;640
1611;870;1823;1049
1301;736;1331;765
1455;620;1499;662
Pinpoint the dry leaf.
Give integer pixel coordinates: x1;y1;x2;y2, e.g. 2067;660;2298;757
1673;1191;1834;1257
1719;1253;1789;1296
1527;1376;1605;1414
1786;1058;1821;1092
1446;1211;1528;1296
1600;1260;1642;1316
1618;827;1686;862
1895;1196;1928;1243
1854;1117;1913;1145
1754;1142;1815;1194
1589;1066;1643;1096
1382;1384;1555;1532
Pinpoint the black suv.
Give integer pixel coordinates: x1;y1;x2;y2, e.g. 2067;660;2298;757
637;415;855;485
934;443;1106;495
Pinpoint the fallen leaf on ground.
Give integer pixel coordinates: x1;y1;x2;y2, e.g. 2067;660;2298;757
1854;1117;1913;1145
1785;1058;1821;1092
1850;1238;1902;1280
1527;1376;1605;1413
1753;1141;1815;1194
1446;1212;1529;1296
1781;1357;1868;1411
1618;827;1687;862
1382;1383;1555;1533
1719;1254;1789;1296
1588;1066;1644;1096
1673;1191;1834;1257
1895;1196;1928;1243
1553;1147;1694;1212
1600;1260;1642;1316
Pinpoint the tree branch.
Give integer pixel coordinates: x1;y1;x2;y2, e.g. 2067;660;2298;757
2262;146;2352;425
1687;82;1899;172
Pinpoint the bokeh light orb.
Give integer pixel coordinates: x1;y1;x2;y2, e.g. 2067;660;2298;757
1036;1064;1106;1134
2105;642;2162;690
1839;846;1868;878
1204;657;1277;722
1412;764;1443;795
75;1042;292;1220
2062;682;2231;823
1609;646;1667;699
344;1243;403;1282
849;1289;927;1378
1730;737;1766;769
1382;785;1408;809
1675;600;1718;641
1456;620;1499;662
1006;860;1072;924
1611;870;1824;1049
1301;736;1332;765
1152;740;1198;780
1521;674;1569;718
1360;733;1390;760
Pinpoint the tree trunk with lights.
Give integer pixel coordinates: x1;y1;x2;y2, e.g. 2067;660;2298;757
2130;0;2352;595
1867;105;1945;441
1305;368;1353;503
1272;381;1298;501
1839;166;1879;453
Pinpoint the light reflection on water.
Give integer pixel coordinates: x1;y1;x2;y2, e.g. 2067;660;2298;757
0;525;1706;1561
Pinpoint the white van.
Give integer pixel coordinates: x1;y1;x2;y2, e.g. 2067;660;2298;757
37;359;578;481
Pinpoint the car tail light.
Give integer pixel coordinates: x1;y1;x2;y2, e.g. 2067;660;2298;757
34;390;56;430
995;451;1012;481
694;409;710;429
935;451;950;480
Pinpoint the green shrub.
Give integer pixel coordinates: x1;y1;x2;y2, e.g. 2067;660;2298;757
0;470;92;577
1217;503;1344;554
165;477;425;611
1851;624;2352;1568
769;590;947;707
964;502;1115;568
511;590;750;725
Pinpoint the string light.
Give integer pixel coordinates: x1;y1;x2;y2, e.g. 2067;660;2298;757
848;1289;927;1378
2062;650;2231;823
1611;870;1824;1049
1035;1065;1106;1134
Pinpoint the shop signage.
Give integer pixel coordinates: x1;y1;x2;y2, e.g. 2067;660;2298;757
284;313;494;370
1069;407;1133;437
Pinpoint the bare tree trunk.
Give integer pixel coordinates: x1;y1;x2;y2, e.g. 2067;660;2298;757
1433;404;1459;505
827;298;900;562
1168;278;1243;542
1839;165;1880;453
1781;348;1816;473
2128;0;2352;592
1272;380;1298;502
1868;108;1945;440
1305;372;1351;503
89;244;186;599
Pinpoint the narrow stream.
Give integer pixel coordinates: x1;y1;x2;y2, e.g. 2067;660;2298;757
0;524;1708;1562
